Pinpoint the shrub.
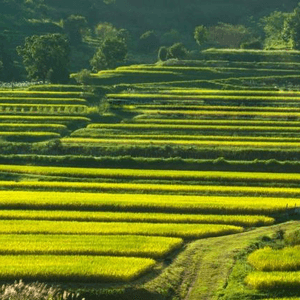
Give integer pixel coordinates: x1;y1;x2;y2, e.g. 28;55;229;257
139;31;160;53
158;46;169;61
168;43;188;60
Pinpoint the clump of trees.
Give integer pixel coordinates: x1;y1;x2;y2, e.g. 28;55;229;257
158;43;188;61
90;37;127;71
63;15;88;44
17;33;71;83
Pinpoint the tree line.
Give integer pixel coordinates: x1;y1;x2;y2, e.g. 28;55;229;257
2;1;300;83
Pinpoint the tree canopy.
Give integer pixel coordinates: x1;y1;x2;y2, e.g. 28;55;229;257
17;33;71;83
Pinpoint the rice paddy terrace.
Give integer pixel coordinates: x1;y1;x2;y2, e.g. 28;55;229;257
1;50;300;299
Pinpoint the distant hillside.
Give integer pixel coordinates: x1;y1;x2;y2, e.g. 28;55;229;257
0;0;300;80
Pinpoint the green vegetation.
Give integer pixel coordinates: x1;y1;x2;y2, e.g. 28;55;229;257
0;234;182;258
0;255;155;282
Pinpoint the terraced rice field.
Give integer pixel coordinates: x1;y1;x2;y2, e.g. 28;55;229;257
2;54;300;298
0;89;89;142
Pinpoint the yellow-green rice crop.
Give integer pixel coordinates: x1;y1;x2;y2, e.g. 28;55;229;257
87;123;300;133
107;93;300;102
0;91;84;97
134;108;300;118
0;220;243;238
0;123;66;132
0;191;297;214
71;133;300;143
262;298;300;300
2;180;300;200
1;165;300;185
127;104;300;113
134;118;300;127
0;116;90;123
0;255;155;282
0;98;86;104
0;132;60;138
245;271;300;290
0;234;182;258
0;210;274;227
162;88;300;96
248;246;300;271
62;137;300;149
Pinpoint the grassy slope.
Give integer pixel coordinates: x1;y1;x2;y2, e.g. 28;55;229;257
144;221;300;300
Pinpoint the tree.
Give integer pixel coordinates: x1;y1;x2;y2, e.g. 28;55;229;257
0;33;17;81
194;25;208;46
95;23;118;41
261;11;288;49
17;33;70;83
90;38;127;71
139;31;160;53
158;46;168;61
282;4;300;49
168;43;188;60
63;15;88;44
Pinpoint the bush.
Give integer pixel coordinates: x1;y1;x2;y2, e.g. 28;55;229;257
240;40;263;49
158;46;168;61
139;31;160;53
168;43;188;60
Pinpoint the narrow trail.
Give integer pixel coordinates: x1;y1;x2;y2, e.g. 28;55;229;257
185;221;300;300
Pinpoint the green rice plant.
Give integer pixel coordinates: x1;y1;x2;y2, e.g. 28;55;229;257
2;165;300;184
262;298;300;300
0;116;91;124
134;118;300;127
0;191;297;214
163;88;300;96
127;104;300;113
0;255;155;282
0;123;67;133
247;246;300;271
0;132;60;142
107;93;300;102
134;108;300;118
0;220;243;238
0;180;299;202
71;132;300;143
0;91;84;98
0;98;86;104
0;104;88;115
245;271;300;290
61;137;300;149
0;210;274;227
0;234;182;258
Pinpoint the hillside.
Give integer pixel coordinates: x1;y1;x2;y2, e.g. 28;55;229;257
0;0;300;80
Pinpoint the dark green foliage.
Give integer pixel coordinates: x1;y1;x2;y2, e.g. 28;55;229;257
240;40;263;50
158;46;168;61
139;31;160;53
17;33;71;83
194;25;208;46
90;38;127;71
282;4;300;49
0;33;17;81
63;15;88;45
167;43;188;60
